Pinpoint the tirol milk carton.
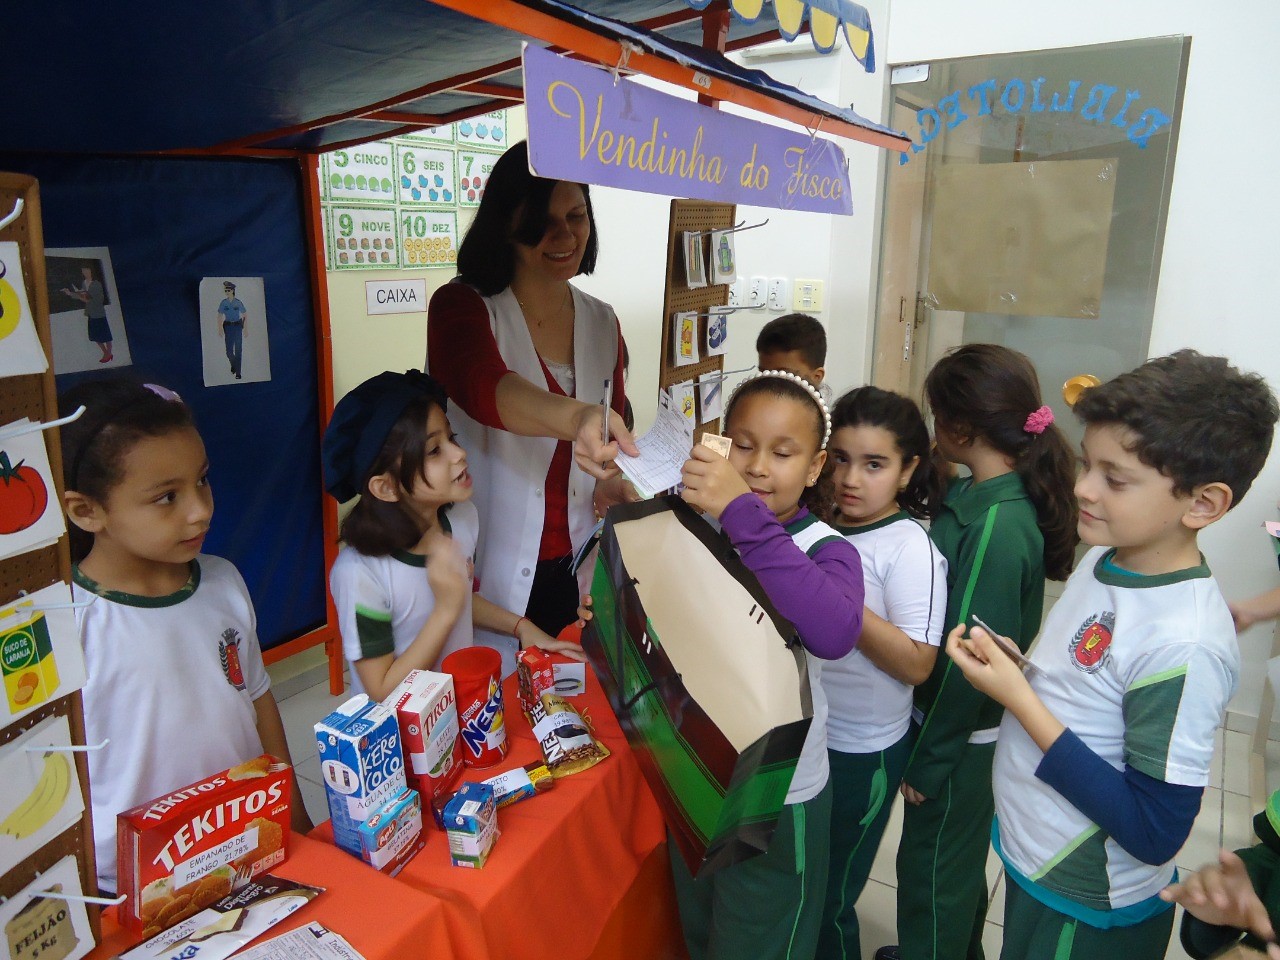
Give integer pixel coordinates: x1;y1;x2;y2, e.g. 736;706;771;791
314;695;406;857
386;670;464;804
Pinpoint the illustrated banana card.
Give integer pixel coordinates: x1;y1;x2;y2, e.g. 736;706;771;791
0;583;87;733
0;242;50;378
0;714;86;878
1;854;95;960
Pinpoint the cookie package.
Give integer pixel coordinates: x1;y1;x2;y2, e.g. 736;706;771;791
116;754;292;936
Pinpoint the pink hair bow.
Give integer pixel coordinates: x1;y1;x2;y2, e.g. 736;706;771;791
1024;405;1054;435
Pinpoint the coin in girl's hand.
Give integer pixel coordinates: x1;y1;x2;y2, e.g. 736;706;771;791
701;433;732;458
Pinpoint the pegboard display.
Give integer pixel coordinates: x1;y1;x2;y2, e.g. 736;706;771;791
658;200;735;439
0;172;100;936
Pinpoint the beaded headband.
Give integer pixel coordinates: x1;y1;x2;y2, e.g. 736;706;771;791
727;369;832;449
68;383;184;491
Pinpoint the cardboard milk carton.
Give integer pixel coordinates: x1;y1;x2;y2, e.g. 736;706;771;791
386;670;464;804
442;781;498;868
358;786;424;876
314;695;406;857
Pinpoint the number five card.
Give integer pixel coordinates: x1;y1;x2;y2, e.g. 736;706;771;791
0;422;65;563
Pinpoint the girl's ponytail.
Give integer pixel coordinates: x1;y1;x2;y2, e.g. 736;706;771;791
1014;420;1078;581
926;344;1079;581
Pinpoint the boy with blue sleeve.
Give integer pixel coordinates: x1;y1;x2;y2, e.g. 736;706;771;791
948;350;1278;959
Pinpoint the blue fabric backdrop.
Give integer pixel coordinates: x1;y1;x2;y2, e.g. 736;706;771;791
0;154;327;650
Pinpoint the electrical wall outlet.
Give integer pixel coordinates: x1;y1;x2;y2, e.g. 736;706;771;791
767;278;789;311
747;277;766;308
728;277;743;308
792;278;824;312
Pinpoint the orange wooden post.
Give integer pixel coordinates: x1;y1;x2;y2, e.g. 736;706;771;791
297;152;346;695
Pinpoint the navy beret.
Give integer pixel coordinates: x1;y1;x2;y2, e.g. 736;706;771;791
321;369;447;503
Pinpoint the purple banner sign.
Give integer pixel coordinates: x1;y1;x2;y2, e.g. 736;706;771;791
523;44;853;216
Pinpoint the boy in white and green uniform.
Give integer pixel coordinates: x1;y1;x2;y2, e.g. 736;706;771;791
994;546;1237;955
947;350;1279;960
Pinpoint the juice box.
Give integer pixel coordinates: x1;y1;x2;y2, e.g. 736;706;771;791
442;782;498;868
1;609;59;714
314;695;406;857
385;670;463;804
116;755;292;935
358;786;424;876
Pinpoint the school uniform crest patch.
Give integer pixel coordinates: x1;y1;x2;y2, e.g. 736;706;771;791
1069;611;1115;673
219;628;246;690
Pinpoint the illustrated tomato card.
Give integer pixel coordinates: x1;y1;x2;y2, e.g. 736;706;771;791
0;420;66;563
0;714;85;879
0;242;49;378
1;854;96;960
0;583;87;733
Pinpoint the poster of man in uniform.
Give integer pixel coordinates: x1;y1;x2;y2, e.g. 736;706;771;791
199;276;272;387
44;247;134;373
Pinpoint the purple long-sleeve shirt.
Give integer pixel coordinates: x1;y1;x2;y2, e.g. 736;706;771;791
719;494;864;660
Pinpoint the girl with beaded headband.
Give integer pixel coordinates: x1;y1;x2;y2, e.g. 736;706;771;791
670;368;865;960
878;344;1077;960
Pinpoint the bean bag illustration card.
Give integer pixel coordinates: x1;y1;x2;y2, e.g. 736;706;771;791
0;714;86;879
0;420;65;562
0;583;87;732
1;854;96;960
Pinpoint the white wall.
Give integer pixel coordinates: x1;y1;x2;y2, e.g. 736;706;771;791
883;0;1280;718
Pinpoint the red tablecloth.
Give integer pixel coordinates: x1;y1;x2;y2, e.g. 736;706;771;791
86;833;454;958
313;673;687;960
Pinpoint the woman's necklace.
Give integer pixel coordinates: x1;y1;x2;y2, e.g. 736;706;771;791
517;284;571;328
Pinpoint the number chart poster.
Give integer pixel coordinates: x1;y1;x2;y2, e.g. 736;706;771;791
326;206;457;270
318;113;507;270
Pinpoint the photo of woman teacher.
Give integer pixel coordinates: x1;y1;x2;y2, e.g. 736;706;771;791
427;141;638;676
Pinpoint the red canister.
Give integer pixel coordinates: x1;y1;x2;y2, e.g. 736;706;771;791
442;646;508;768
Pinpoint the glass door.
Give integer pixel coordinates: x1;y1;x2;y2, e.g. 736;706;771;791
871;36;1190;447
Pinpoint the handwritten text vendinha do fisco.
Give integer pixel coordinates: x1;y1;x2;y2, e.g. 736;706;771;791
523;44;854;216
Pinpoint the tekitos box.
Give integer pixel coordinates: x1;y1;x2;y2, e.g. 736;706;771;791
358;786;424;876
315;695;406;857
116;755;292;935
386;670;464;804
442;782;498;868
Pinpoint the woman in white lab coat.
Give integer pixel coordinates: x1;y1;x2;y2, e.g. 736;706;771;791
427;141;637;676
